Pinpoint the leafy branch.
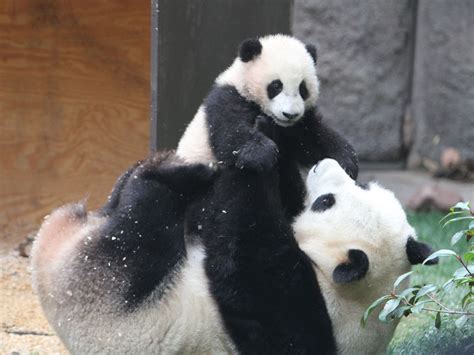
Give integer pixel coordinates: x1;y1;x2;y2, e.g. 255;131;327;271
362;201;474;330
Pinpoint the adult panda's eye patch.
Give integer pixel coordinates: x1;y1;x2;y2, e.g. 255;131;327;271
311;193;335;212
267;79;283;99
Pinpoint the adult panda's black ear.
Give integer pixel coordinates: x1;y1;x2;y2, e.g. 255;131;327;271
305;44;317;65
333;249;369;283
406;237;438;265
142;161;218;196
239;38;262;62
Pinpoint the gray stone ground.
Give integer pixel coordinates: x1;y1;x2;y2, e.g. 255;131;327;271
360;169;474;209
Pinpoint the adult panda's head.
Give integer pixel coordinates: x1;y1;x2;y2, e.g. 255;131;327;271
293;159;438;290
216;34;319;127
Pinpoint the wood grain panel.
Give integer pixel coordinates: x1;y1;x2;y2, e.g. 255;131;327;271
0;0;150;244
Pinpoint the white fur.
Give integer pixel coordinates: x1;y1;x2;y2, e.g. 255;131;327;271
294;159;414;355
176;106;217;164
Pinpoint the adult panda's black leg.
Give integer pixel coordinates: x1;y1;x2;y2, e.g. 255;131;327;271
98;160;142;217
198;168;337;354
82;154;216;309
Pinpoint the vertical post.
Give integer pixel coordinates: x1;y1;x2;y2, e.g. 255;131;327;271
150;0;293;151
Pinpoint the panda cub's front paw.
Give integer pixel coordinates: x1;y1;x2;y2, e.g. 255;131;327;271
235;137;279;172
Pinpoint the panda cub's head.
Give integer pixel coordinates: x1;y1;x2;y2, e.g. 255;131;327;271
294;159;438;291
217;34;319;127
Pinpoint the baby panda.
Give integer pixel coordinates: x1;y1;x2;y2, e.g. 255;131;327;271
30;153;232;354
177;34;359;219
31;156;437;354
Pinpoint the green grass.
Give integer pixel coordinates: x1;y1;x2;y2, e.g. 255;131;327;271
387;212;474;355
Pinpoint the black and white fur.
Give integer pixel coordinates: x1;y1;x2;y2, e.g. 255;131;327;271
31;155;437;354
177;34;359;218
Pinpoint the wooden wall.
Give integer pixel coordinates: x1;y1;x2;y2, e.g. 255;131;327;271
0;0;150;244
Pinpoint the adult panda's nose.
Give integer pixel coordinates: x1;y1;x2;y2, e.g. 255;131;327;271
283;112;299;120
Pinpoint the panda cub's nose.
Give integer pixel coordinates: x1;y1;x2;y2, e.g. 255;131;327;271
283;112;299;120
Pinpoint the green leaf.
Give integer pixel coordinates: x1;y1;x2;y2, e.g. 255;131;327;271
393;271;414;289
464;251;474;264
443;216;474;228
442;278;455;292
415;284;437;300
440;210;470;225
423;249;458;265
469;221;474;230
451;231;467;246
435;311;441;329
453;265;474;278
411;300;431;314
379;298;401;323
451;201;471;212
399;287;419;299
361;295;392;327
455;315;468;328
461;292;473;309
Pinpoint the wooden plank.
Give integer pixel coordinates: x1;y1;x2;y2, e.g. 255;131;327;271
151;0;293;150
0;0;150;242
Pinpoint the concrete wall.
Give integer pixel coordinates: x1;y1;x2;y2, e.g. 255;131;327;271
293;0;474;169
408;0;474;170
293;0;416;162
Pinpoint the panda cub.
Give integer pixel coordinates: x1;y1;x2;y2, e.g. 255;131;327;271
31;156;437;354
177;34;359;218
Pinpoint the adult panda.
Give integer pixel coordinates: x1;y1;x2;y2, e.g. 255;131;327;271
177;34;359;219
31;154;437;354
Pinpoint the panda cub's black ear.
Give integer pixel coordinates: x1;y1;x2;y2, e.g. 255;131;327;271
239;38;262;62
333;249;369;283
305;44;317;65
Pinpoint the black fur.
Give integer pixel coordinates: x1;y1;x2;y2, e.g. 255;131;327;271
205;84;358;219
267;79;283;99
192;166;337;354
81;154;216;309
305;44;317;65
333;249;369;283
406;237;438;265
239;38;262;62
311;193;336;212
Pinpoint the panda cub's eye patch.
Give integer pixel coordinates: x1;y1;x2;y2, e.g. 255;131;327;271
267;80;283;99
299;80;309;100
311;193;335;212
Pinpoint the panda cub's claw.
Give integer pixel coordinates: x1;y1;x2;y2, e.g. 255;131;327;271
235;137;278;172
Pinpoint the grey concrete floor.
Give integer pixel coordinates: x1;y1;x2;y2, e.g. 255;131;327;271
359;169;474;208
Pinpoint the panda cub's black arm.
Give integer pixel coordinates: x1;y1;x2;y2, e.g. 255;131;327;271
283;108;359;179
205;84;279;172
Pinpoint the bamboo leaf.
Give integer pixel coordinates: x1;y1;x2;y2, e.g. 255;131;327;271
361;295;391;327
415;285;437;300
435;311;441;329
451;231;467;246
443;216;474;228
423;250;458;265
455;315;468;328
393;271;414;289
